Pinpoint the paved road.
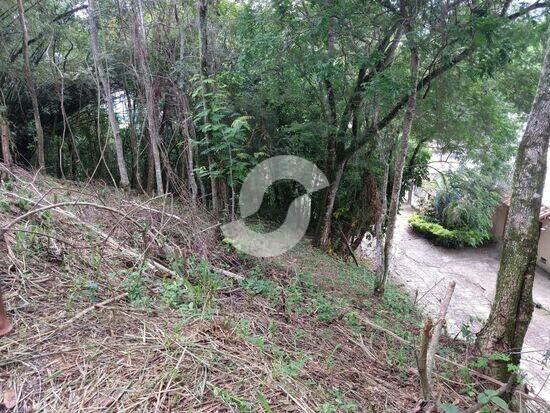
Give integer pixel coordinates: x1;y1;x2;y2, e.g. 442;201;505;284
390;207;550;400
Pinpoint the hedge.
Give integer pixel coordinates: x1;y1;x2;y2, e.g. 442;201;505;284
408;214;491;248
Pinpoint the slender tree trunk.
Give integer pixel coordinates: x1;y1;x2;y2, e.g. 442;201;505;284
174;85;198;205
1;116;12;168
17;0;45;170
125;89;143;191
476;34;550;381
0;289;12;336
318;159;347;249
197;0;219;214
88;0;130;188
133;0;163;195
375;155;390;275
376;3;419;295
315;0;338;247
174;6;198;205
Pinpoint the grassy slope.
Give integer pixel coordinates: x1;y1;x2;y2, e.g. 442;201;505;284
0;168;511;412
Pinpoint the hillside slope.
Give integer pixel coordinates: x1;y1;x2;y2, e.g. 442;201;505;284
0;167;546;412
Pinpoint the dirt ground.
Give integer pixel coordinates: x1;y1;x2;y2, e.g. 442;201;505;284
390;206;550;401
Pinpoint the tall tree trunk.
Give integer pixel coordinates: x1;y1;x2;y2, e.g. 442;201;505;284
88;0;130;189
173;84;198;205
197;0;219;214
174;6;198;205
1;116;12;168
17;0;45;170
375;153;390;275
315;0;338;247
125;89;143;191
133;0;164;195
318;159;347;249
376;2;419;295
146;138;155;194
476;34;550;381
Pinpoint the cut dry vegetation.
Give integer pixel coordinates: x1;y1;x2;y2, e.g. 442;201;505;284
0;167;548;412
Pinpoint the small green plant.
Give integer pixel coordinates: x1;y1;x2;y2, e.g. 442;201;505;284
312;295;339;323
242;276;279;302
457;315;482;342
476;389;509;412
124;270;150;307
344;311;364;334
15;198;30;211
211;385;252;412
320;388;358;413
162;258;227;312
0;199;10;213
273;353;309;379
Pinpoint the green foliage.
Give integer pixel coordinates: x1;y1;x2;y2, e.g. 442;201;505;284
408;214;491;248
430;169;502;232
161;258;228;312
320;388;358;413
242;276;279;303
124;270;150;308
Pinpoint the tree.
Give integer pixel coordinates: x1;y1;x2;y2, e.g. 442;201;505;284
1;103;12;168
197;0;220;214
132;0;164;195
476;33;550;381
377;0;419;294
88;0;130;188
16;0;45;170
0;290;12;336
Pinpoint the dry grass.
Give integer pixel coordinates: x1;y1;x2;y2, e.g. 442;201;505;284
0;166;547;412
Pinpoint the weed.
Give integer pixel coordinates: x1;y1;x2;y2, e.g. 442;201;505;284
344;310;364;334
242;276;279;303
161;258;228;312
320;388;358;413
124;270;151;307
211;385;252;412
15;198;30;211
273;352;309;379
0;199;10;213
312;295;339;323
386;345;413;377
70;276;100;302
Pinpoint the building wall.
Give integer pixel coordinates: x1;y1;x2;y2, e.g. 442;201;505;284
537;222;550;273
492;205;550;273
491;205;508;241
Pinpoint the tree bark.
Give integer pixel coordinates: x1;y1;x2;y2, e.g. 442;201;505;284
17;0;45;170
476;34;550;381
318;158;347;249
125;88;143;191
376;1;419;295
197;0;219;214
88;0;130;189
133;0;164;195
1;116;12;168
0;289;13;336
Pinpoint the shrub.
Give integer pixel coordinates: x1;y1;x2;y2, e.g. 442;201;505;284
408;214;491;248
431;169;501;232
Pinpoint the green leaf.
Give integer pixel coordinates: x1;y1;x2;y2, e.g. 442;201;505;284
477;391;490;405
256;392;273;413
439;404;459;413
491;396;509;410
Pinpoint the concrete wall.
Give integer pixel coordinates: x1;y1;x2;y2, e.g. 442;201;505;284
492;205;550;273
537;222;550;273
491;205;508;241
